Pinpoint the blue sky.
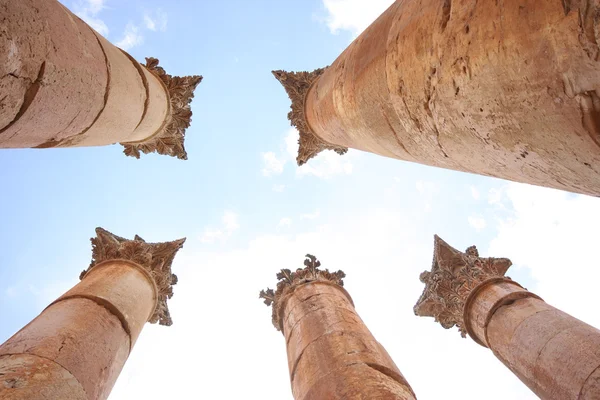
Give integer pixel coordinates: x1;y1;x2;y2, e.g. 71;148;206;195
2;1;600;399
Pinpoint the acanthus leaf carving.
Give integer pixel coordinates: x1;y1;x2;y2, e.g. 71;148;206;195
414;235;512;337
122;57;202;160
81;227;186;327
259;254;346;331
272;69;348;166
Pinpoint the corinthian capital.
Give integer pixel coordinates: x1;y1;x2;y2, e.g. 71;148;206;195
414;235;512;337
260;254;346;331
81;227;186;326
272;69;348;165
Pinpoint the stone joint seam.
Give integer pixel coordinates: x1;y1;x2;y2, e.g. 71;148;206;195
364;362;416;398
463;277;541;347
119;49;151;132
0;352;88;398
289;329;368;385
579;363;600;399
82;258;160;318
46;294;134;355
277;280;355;334
121;63;173;145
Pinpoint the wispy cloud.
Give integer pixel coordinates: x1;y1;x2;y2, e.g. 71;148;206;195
73;0;109;36
470;186;481;200
321;0;395;37
468;215;487;232
272;184;286;193
199;211;240;244
301;210;320;220
143;9;168;32
116;23;144;50
261;152;285;177
278;217;292;228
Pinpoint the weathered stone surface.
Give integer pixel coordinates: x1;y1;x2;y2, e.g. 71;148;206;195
261;255;415;400
0;298;130;400
416;235;600;400
279;0;600;196
0;0;201;158
0;354;87;400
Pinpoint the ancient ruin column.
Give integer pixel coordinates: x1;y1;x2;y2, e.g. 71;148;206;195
1;0;202;159
274;0;600;196
260;255;416;400
0;228;185;400
414;235;600;400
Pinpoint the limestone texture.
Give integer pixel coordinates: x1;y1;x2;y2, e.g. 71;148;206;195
415;235;600;400
261;255;416;400
0;0;201;158
276;0;600;196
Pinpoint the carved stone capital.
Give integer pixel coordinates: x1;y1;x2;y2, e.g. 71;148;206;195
272;69;348;165
414;235;512;337
122;57;202;160
80;227;186;326
259;254;346;331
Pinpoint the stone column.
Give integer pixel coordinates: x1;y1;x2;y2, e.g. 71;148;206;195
260;255;416;400
1;0;202;159
0;228;185;400
414;235;600;400
274;0;600;196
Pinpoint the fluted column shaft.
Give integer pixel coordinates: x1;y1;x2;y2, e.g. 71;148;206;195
465;279;600;399
261;255;416;400
1;0;201;159
0;228;185;400
277;0;600;195
0;261;155;400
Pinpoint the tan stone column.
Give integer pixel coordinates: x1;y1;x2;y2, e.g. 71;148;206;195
260;255;416;400
274;0;600;196
414;235;600;400
1;0;202;159
0;228;185;400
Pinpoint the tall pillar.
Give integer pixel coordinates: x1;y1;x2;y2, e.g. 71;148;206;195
1;0;202;159
414;235;600;400
260;254;416;400
0;228;185;400
274;0;600;196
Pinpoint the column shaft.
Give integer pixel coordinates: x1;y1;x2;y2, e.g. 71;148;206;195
415;236;600;400
0;260;156;400
282;282;414;400
466;280;600;400
299;0;600;195
1;0;201;158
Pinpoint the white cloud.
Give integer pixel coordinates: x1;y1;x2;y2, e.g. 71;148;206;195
284;129;354;179
143;9;168;32
471;186;481;200
263;128;354;180
272;184;286;193
278;217;292;228
116;23;144;50
301;210;320;220
321;0;395;36
73;0;109;36
261;152;285;177
415;180;439;213
199;211;240;244
489;183;600;328
468;215;487;232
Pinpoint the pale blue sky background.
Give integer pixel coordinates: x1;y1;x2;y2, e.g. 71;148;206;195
2;1;599;399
